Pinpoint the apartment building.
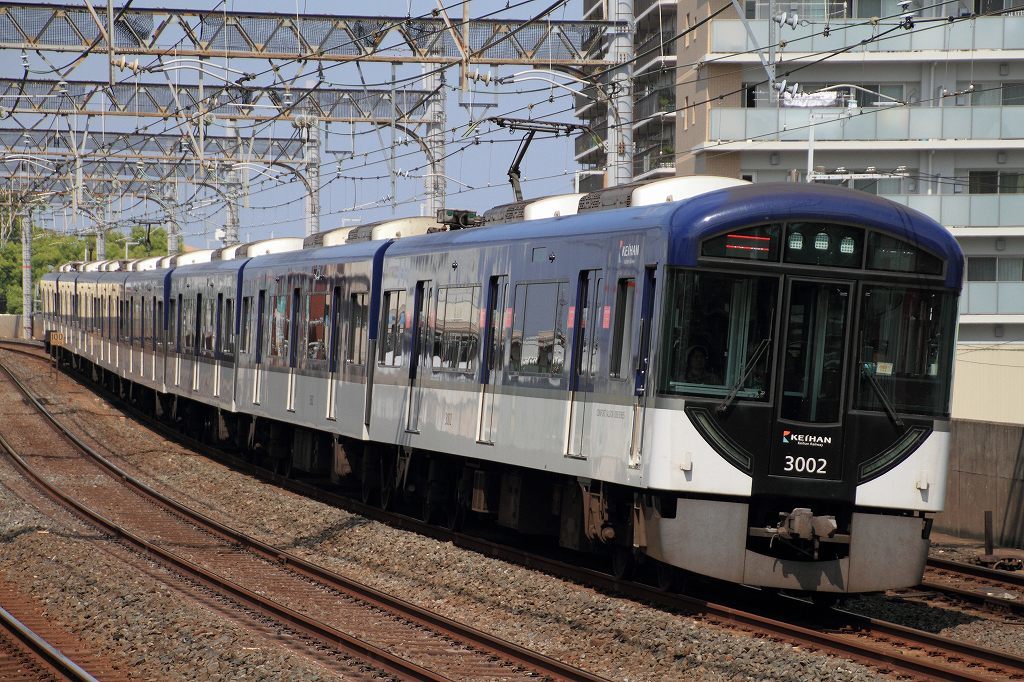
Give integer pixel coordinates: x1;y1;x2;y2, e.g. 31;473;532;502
578;0;1024;425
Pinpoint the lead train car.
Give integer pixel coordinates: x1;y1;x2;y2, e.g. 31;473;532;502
41;180;963;595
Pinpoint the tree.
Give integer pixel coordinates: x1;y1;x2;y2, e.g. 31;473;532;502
0;222;168;314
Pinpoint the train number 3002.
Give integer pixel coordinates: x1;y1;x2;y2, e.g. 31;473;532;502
783;455;827;475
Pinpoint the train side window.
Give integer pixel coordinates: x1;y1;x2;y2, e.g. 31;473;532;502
328;286;341;371
610;278;636;379
170;295;180;352
199;294;216;357
155;299;162;351
255;291;266;363
267;293;292;359
181;296;196;353
378;289;406;367
305;291;330;362
510;281;567;376
347;293;368;365
220;295;235;359
434;286;481;373
238;296;252;354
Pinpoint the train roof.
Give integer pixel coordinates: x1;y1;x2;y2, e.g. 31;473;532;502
384;182;963;288
242;239;386;274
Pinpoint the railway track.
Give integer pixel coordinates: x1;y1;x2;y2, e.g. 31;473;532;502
0;349;607;682
5;342;1024;680
0;599;97;681
914;557;1024;616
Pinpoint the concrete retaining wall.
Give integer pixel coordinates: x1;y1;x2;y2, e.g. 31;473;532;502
935;419;1024;548
0;314;42;340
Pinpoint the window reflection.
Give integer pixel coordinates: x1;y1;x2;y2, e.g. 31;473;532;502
660;270;777;400
855;287;955;416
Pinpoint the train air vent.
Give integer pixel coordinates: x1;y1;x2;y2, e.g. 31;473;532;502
483;194;584;225
346;216;442;242
577;175;750;214
241;237;303;257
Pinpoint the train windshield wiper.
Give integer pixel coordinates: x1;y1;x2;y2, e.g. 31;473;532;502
716;338;771;415
860;364;905;429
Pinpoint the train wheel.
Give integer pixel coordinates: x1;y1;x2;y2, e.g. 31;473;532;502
359;451;378;505
611;546;634;580
811;593;840;609
379;451;398;511
656;562;682;592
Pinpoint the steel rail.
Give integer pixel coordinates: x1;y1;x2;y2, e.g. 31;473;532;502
0;605;98;682
0;349;609;682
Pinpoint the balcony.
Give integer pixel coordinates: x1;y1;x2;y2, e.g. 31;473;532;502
635;88;675;122
575;121;607;160
635;0;676;22
633;147;675;178
709;105;1024;144
711;17;1024;55
962;283;1024;314
879;193;1024;228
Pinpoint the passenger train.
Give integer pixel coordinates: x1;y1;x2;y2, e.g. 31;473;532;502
39;176;963;596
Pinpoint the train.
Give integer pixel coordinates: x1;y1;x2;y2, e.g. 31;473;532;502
39;175;964;597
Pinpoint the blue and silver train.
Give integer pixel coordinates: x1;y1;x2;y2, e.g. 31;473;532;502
40;176;963;595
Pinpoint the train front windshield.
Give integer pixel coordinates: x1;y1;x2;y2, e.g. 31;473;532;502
659;269;958;419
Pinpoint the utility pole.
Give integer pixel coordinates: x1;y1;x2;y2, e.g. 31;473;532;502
607;0;634;187
224;166;241;246
294;114;320;237
423;66;447;215
21;207;32;340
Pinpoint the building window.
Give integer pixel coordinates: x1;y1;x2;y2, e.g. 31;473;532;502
969;170;1022;194
967;256;1024;282
1004;83;1024;105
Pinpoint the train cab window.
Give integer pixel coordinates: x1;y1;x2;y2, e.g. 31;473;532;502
305;292;329;362
347;293;368;365
378;290;406;367
610;278;636;379
865;232;943;275
509;281;568;376
268;294;292;359
660;270;777;400
238;296;252;354
434;286;481;373
855;286;956;417
220;296;235;359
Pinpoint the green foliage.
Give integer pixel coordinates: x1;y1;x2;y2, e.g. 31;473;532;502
0;222;168;314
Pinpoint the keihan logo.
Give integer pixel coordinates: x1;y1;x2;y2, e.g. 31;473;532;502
782;430;832;447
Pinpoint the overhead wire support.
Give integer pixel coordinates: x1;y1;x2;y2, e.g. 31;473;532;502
0;2;620;67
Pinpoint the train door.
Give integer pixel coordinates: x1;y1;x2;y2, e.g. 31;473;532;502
404;281;431;432
768;278;852;483
405;280;431;433
567;269;603;457
629;267;657;467
477;275;507;443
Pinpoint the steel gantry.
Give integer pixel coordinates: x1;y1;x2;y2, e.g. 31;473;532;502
0;78;435;125
0;2;617;67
